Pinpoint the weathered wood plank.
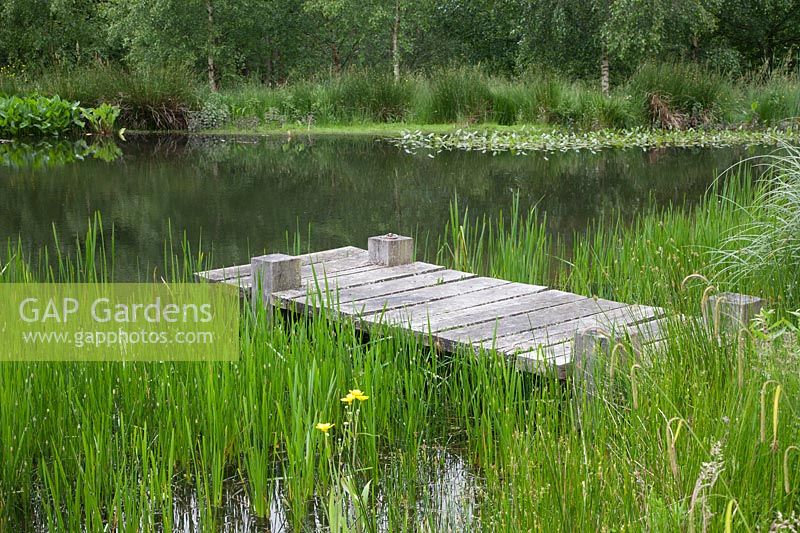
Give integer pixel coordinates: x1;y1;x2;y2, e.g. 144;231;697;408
287;269;476;315
371;282;548;329
409;288;576;334
626;315;671;345
300;254;380;281
436;296;628;351
298;246;366;266
505;312;675;376
491;304;663;353
196;246;366;282
196;264;249;283
355;277;511;317
220;276;250;295
274;262;445;308
231;252;383;294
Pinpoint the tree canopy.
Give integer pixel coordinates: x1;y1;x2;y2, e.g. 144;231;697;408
0;0;798;88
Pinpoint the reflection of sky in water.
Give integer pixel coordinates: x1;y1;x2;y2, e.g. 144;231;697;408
410;448;479;531
164;446;479;531
171;482;282;532
27;446;478;530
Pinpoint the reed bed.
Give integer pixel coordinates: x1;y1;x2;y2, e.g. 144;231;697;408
1;156;800;530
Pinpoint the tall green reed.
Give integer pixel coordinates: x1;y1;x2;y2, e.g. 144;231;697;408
712;147;800;306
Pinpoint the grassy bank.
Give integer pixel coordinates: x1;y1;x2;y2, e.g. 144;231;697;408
2;63;799;135
1;151;800;530
200;123;552;137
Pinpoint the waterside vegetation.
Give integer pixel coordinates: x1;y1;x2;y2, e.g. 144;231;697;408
1;64;799;139
0;94;122;139
1;151;799;530
391;127;800;155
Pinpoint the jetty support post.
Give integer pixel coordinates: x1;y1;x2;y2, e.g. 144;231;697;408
703;292;764;336
572;325;640;425
368;233;413;266
573;326;635;397
250;253;301;316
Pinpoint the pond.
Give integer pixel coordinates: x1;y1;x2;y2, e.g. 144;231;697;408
0;134;757;278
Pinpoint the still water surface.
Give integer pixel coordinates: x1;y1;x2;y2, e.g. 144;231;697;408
0;134;755;277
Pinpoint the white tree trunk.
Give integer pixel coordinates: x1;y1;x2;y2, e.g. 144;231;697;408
206;0;218;91
392;0;401;81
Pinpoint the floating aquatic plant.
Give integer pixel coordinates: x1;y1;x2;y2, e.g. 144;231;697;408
390;127;800;156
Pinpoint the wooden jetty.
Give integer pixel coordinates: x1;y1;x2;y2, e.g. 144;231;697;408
195;234;762;378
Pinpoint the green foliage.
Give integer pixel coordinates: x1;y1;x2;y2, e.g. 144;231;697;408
230;71;416;126
524;76;565;121
745;77;800;126
438;178;760;305
0;94;85;137
391;128;799;155
0;65;24;97
555;85;639;129
326;71;413;122
200;66;798;132
489;73;574;126
715;0;800;70
81;103;121;137
2;0;799;94
627;63;735;126
602;0;716;65
5;63;800;132
0;94;122;139
713;147;800;303
416;67;494;123
187;95;231;132
0;0;105;66
218;72;412;126
33;64;199;130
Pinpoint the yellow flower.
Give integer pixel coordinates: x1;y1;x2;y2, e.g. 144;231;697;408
340;393;355;404
315;422;334;434
349;389;369;401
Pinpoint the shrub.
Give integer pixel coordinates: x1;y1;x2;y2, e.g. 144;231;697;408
187;94;231;131
745;77;800;126
219;82;283;122
554;86;638;129
627;62;734;128
328;71;413;122
489;81;528;125
81;103;122;136
509;70;568;124
0;77;20;98
33;64;199;130
416;67;493;123
278;80;328;124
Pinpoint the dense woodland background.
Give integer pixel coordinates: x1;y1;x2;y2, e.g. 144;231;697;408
2;0;799;89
